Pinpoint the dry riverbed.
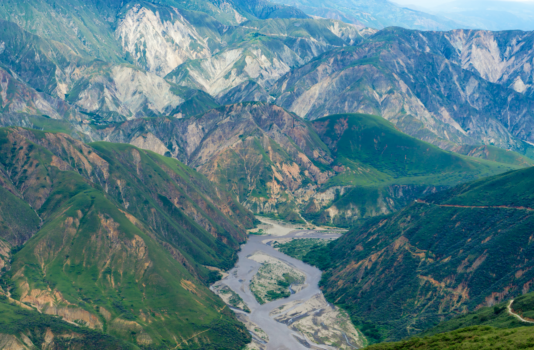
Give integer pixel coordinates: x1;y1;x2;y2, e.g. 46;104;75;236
211;218;365;349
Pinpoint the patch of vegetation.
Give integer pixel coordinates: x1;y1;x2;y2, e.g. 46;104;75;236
0;128;252;349
511;293;534;321
249;229;265;236
367;326;534;350
250;259;305;304
0;296;134;349
308;113;523;227
422;298;534;337
274;238;330;260
216;285;251;313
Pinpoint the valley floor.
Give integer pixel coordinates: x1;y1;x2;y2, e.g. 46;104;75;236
211;219;362;349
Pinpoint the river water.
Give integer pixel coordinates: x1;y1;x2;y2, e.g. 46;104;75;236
217;220;344;350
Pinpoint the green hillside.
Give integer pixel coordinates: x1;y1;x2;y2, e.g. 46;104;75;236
315;114;516;187
306;113;521;226
300;165;534;343
366;293;534;349
0;127;253;348
453;144;534;168
422;294;534;337
366;326;534;350
0;296;134;349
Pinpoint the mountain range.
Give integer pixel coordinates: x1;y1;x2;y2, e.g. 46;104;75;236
0;0;534;348
2;1;534;225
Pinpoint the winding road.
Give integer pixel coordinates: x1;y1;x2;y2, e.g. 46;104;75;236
219;221;343;350
507;300;534;324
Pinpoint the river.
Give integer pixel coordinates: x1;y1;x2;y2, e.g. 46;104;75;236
213;218;359;350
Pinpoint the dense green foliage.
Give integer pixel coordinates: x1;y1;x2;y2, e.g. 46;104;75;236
511;293;534;321
274;238;330;260
316;114;516;187
421;299;533;337
454;145;534;168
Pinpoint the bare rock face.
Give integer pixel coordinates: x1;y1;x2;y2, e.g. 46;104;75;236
404;29;534;97
116;5;213;77
70;65;184;119
89;103;335;221
130;133;170;155
0;68;82;121
165;18;369;97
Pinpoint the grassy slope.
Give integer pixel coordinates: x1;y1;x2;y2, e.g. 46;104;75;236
0;128;251;349
0;296;137;349
366;293;534;349
0;186;40;247
422;296;534;337
307;113;521;226
366;326;534;350
453;144;534;168
512;293;534;321
0;296;135;349
302;165;534;344
89;141;252;273
315;114;517;188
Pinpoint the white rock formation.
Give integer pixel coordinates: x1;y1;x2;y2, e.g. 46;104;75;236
116;5;213;76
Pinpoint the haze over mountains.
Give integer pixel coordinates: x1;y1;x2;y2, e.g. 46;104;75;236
407;0;534;31
0;0;533;348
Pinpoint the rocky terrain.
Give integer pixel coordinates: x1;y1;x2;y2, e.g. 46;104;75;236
2;0;534;164
272;294;362;350
0;2;367;122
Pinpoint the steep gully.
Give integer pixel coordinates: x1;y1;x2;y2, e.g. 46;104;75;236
214;219;348;349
